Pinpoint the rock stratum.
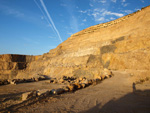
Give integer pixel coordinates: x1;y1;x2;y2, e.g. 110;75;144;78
1;6;150;80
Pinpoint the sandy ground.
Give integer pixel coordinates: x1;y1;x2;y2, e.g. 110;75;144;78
0;71;150;113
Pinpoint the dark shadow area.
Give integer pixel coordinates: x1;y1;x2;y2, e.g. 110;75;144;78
0;92;61;113
0;93;22;106
0;92;23;100
41;75;51;79
11;54;26;62
82;84;150;113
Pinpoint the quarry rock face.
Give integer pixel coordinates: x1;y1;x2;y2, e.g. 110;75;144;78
0;6;150;79
0;54;40;79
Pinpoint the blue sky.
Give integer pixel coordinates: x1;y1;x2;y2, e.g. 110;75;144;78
0;0;150;55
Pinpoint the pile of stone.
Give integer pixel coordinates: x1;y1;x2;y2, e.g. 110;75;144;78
21;88;64;101
0;75;48;86
21;69;113;101
0;79;9;85
50;68;113;92
50;76;76;84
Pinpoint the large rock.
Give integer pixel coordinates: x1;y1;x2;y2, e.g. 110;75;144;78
22;91;37;101
37;89;50;96
50;88;64;95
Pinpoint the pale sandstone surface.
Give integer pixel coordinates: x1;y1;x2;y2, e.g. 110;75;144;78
0;6;150;80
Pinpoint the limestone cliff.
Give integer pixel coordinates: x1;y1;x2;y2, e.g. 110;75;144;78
1;6;150;79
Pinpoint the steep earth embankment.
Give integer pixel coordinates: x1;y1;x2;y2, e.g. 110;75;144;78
1;6;150;80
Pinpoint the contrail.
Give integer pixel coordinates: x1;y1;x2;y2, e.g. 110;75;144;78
34;0;50;27
39;0;63;43
34;0;58;38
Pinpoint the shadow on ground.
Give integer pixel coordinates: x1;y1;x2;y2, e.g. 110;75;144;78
82;84;150;113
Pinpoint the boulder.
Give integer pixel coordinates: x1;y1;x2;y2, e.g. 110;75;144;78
68;84;75;92
26;78;34;82
81;83;86;88
53;79;58;84
79;77;83;81
37;89;50;96
74;83;82;89
50;79;54;83
10;81;16;85
3;80;9;85
81;79;88;84
62;86;69;92
22;91;37;101
50;88;64;95
63;76;68;80
58;78;64;83
38;76;47;81
75;79;80;83
35;78;39;82
88;79;93;85
101;68;113;78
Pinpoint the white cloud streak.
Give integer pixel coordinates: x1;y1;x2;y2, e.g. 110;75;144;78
34;0;51;27
0;4;24;17
34;0;63;43
34;0;59;41
103;10;124;17
97;17;105;21
124;10;133;14
91;8;124;22
83;19;87;22
122;3;129;7
40;0;63;43
91;0;107;3
111;0;117;3
99;0;107;3
78;7;124;23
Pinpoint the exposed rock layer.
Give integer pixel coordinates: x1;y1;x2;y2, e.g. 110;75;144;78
0;6;150;79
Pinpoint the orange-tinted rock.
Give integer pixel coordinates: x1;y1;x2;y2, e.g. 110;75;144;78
1;6;150;80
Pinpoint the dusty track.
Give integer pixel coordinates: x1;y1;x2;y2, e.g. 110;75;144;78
15;71;150;113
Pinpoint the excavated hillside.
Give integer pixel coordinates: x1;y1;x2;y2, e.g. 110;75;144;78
0;6;150;80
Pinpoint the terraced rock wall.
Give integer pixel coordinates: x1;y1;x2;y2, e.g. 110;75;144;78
1;5;150;79
0;54;38;79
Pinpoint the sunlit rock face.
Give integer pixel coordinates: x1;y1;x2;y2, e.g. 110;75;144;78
1;6;150;79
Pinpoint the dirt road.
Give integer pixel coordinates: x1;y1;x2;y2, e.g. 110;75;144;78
15;71;150;113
